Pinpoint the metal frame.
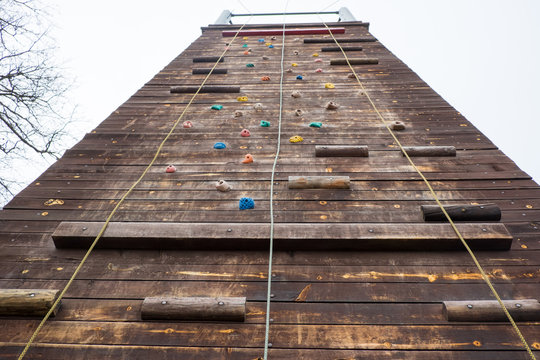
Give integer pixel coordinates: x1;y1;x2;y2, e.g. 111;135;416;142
214;7;356;24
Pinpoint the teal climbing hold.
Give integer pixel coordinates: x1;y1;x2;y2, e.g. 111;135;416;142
309;122;322;128
242;44;248;48
260;120;270;127
246;63;255;67
214;142;226;149
211;105;223;110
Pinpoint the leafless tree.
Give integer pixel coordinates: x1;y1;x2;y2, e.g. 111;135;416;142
0;0;74;205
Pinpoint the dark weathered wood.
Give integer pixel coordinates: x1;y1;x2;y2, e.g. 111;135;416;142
422;204;502;222
443;299;540;322
403;146;457;157
192;56;223;63
192;68;227;74
51;222;513;251
141;296;246;321
330;58;379;65
288;176;351;189
321;46;363;52
304;38;376;43
221;28;346;37
315;145;369;157
0;289;60;316
170;85;240;93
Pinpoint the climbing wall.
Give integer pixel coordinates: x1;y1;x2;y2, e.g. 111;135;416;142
0;20;539;359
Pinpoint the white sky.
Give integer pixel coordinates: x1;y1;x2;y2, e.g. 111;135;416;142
4;0;540;204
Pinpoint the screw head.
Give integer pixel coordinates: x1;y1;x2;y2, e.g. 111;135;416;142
467;304;473;309
368;229;374;233
270;293;275;298
161;301;167;305
227;228;232;232
270;318;274;322
482;228;487;232
218;301;225;306
82;227;88;231
268;343;273;347
29;293;35;297
515;303;522;308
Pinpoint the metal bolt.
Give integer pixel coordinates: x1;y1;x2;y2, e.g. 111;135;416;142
480;206;484;209
268;343;273;348
227;228;232;232
218;301;225;306
368;229;374;233
29;293;35;297
270;318;274;322
467;304;473;309
482;228;487;232
271;273;276;277
82;227;88;231
515;303;522;308
161;301;167;305
270;293;275;298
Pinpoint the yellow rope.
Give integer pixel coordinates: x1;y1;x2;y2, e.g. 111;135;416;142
17;21;250;360
319;21;537;360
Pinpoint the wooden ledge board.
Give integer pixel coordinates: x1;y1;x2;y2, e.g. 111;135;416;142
0;289;61;317
222;28;345;37
52;222;512;251
443;299;540;322
304;38;375;43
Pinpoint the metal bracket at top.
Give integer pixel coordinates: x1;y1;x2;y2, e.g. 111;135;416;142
214;7;356;24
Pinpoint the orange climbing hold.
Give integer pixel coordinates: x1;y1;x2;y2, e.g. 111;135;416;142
289;135;303;143
240;129;251;137
242;154;254;164
243;51;249;55
261;76;270;81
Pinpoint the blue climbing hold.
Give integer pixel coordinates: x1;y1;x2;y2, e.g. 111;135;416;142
296;75;303;80
239;197;255;210
258;38;265;43
214;142;226;149
211;104;223;110
268;44;274;48
309;122;322;128
242;44;248;48
260;120;270;127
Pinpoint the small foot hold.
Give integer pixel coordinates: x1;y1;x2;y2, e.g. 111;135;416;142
240;129;251;137
326;101;339;110
182;121;193;128
289;135;303;143
291;91;301;98
165;165;176;173
260;120;270;127
239;197;255;210
216;180;232;192
213;142;226;149
390;121;406;131
242;154;254;164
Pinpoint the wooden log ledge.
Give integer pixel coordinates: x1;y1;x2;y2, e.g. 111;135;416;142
289;175;351;189
330;58;379;65
443;299;540;322
422;204;501;222
321;46;363;52
142;297;246;322
315;145;368;157
402;146;457;157
193;56;224;63
0;289;61;317
170;85;240;93
52;222;513;251
304;38;376;43
192;68;227;74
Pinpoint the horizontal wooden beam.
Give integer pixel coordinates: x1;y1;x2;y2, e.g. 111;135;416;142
0;289;60;317
288;176;351;189
402;146;457;157
304;37;375;43
443;299;540;322
192;68;227;74
221;28;345;37
321;46;363;52
422;204;501;222
193;56;224;63
315;145;368;157
170;85;240;93
52;222;513;251
330;58;379;65
142;297;246;321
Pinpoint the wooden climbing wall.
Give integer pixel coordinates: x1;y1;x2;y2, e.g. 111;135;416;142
0;20;539;359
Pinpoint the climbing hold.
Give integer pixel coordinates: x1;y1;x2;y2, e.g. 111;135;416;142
293;50;299;55
243;51;249;55
182;121;193;128
237;96;248;102
247;48;252;53
258;38;265;43
291;91;301;98
348;73;356;79
271;36;277;40
216;179;232;192
312;53;319;57
268;44;274;49
391;121;406;131
296;75;303;80
315;68;323;73
254;103;263;112
286;68;293;73
265;42;272;46
211;104;223;110
293;37;301;42
326;101;340;110
261;76;270;81
314;58;323;63
325;83;335;89
242;154;254;164
242;36;248;40
260;120;271;127
291;63;298;67
289;135;303;143
240;129;251;137
214;142;226;149
295;109;303;116
165;165;176;173
309;122;322;128
242;44;248;48
239;197;255;210
262;56;270;60
246;63;255;67
234;110;243;117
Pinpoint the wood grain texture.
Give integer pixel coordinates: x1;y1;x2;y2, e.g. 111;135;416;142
141;297;246;321
443;299;540;322
422;204;502;222
0;289;60;316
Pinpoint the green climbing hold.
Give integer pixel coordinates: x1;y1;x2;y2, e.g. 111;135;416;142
246;63;255;67
309;122;322;128
242;44;248;48
211;105;223;110
260;120;270;127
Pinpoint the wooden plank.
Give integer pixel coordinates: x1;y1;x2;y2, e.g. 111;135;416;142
51;222;513;250
321;46;363;51
304;38;376;43
330;58;379;65
141;296;246;321
0;289;60;317
170;85;240;93
443;299;540;322
403;146;457;157
192;56;223;63
221;28;346;37
288;175;351;189
315;145;369;157
422;204;502;222
192;68;227;74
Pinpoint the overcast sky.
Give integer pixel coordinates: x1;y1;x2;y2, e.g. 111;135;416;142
4;0;540;205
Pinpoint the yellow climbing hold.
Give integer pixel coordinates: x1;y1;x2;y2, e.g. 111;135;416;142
291;63;298;67
237;96;248;102
325;83;335;89
44;199;64;206
312;53;319;57
243;36;248;40
265;42;272;46
289;135;303;143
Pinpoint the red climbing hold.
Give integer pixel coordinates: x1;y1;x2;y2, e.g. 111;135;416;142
165;165;176;173
240;129;251;137
182;121;193;128
315;68;323;73
314;58;323;63
242;154;254;164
